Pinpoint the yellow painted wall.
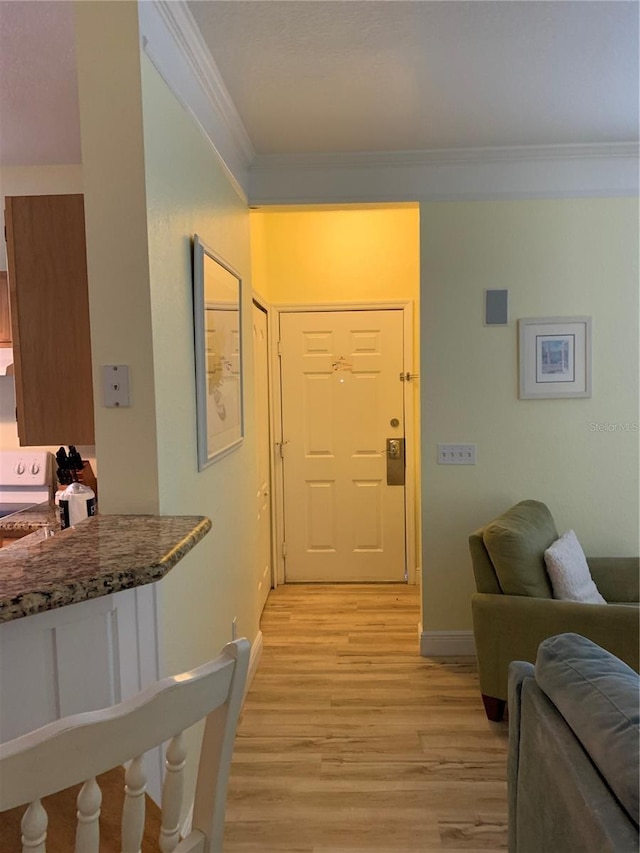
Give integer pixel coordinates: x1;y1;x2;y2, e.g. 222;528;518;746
421;197;639;631
140;51;259;672
250;204;422;577
251;205;419;306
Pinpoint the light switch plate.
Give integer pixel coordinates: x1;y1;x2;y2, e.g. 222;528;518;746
102;364;130;407
437;443;476;465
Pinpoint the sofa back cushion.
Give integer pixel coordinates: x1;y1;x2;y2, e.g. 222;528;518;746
469;528;502;594
536;633;640;827
483;500;556;597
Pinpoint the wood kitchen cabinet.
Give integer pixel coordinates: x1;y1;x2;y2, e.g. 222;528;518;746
4;194;95;445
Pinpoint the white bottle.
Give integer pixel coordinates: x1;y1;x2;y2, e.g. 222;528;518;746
59;481;97;529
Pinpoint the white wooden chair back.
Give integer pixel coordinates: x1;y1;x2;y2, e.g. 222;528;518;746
0;638;250;853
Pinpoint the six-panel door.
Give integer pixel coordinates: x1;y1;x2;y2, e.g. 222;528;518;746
280;310;406;582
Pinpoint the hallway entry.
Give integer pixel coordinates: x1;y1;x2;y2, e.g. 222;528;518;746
279;309;406;582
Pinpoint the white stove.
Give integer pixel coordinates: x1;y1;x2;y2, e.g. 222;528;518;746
0;450;54;517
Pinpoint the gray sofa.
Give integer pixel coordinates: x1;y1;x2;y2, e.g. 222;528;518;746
508;633;639;853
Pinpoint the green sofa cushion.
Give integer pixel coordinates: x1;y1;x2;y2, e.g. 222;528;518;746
483;500;556;597
536;633;640;826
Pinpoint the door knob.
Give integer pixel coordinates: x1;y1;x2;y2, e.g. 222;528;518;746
388;439;401;459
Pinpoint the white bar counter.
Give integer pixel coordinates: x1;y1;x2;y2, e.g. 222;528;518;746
0;515;211;751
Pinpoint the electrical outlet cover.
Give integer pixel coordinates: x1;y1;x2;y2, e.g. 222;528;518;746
102;365;130;407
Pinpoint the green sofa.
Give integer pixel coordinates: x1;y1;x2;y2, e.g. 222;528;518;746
469;500;639;721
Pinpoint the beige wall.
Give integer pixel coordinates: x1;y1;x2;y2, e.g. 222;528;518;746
250;204;422;578
140;52;259;674
75;0;261;681
421;197;639;631
76;0;159;515
75;2;260;814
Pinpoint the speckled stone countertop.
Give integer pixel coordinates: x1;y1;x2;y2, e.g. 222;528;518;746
0;514;211;623
0;502;58;533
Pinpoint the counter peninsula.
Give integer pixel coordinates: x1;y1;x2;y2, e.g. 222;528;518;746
0;514;211;623
0;514;212;749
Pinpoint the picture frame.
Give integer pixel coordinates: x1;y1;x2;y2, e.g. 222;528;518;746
518;316;591;399
193;235;243;469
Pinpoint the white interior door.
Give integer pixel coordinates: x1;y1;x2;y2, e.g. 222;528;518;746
253;302;272;614
280;309;406;582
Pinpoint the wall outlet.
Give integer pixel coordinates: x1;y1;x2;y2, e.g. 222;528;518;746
231;617;238;640
437;443;477;465
102;364;130;407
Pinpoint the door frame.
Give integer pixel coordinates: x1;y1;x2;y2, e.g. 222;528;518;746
271;300;418;586
252;293;279;592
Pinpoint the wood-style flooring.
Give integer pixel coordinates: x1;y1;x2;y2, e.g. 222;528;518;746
224;584;508;853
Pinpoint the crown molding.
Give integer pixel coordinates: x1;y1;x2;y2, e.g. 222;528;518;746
249;141;639;204
152;1;255;166
253;142;639;172
138;0;253;198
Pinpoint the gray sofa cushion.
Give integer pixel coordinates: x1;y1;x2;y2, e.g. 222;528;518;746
535;633;640;826
483;500;556;597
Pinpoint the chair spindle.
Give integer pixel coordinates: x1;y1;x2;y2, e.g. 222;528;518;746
22;799;47;853
121;755;146;853
160;732;187;852
75;777;102;853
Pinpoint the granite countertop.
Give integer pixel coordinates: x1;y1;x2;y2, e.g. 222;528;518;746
0;502;59;533
0;514;211;623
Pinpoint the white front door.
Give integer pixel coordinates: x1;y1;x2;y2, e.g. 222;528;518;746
279;309;406;582
253;302;272;614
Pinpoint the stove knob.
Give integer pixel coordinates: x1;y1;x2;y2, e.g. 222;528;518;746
30;463;40;475
15;462;25;475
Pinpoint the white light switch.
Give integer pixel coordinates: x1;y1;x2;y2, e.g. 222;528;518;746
102;365;130;407
437;443;476;465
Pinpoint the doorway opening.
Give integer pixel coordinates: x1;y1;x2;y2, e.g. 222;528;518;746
250;203;421;591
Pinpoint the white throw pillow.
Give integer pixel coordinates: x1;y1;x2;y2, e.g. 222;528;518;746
544;530;606;604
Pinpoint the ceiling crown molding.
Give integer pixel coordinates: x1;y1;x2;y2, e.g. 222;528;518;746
249;142;639;205
252;142;640;172
138;0;255;195
153;0;255;165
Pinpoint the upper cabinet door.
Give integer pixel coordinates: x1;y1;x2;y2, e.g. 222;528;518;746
5;194;95;446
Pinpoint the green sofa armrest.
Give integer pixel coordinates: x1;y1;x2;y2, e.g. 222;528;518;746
586;557;640;602
471;593;640;702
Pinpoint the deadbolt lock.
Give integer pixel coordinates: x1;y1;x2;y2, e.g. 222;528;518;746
390;418;400;428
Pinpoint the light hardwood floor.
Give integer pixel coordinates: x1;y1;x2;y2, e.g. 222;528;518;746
224;584;508;853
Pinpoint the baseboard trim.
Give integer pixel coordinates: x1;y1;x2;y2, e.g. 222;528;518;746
246;629;263;697
420;628;476;657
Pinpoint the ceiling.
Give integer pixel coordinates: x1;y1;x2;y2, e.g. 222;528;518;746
0;1;638;167
0;1;80;166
